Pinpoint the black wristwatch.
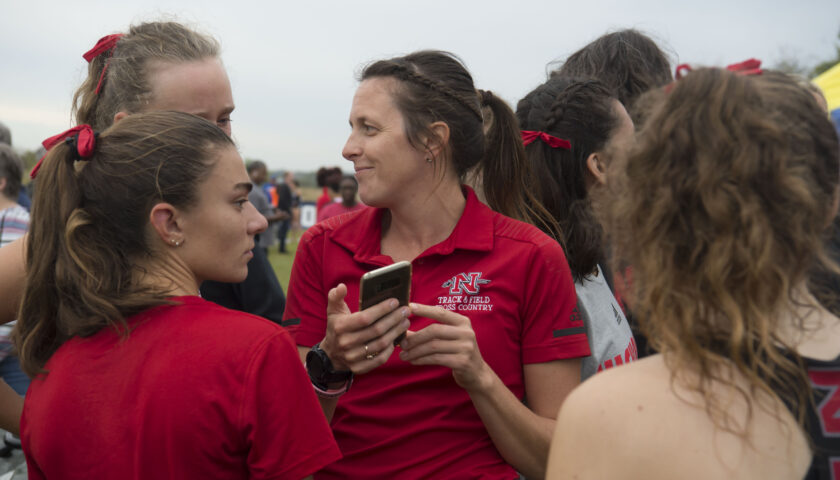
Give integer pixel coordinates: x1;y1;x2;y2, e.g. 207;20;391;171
306;343;354;390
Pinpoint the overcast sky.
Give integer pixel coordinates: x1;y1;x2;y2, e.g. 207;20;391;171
2;0;839;172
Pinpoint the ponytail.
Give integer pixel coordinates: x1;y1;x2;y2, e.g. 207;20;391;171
477;89;562;242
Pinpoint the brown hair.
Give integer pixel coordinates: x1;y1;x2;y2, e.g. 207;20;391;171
15;111;233;377
551;29;672;116
72;21;219;130
609;68;840;433
516;77;619;281
360;50;558;236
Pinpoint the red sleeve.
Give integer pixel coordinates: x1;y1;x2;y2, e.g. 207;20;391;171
282;228;329;347
240;331;341;480
520;238;590;364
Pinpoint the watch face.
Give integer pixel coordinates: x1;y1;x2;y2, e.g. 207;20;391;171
306;348;327;381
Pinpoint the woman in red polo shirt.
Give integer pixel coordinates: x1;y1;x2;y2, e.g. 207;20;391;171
17;111;339;479
283;50;590;479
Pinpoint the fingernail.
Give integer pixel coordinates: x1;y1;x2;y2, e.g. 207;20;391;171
402;308;410;318
390;299;398;309
409;302;419;309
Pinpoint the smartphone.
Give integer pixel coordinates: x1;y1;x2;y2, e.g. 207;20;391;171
359;261;412;345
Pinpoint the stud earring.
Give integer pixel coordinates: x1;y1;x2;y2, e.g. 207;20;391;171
170;238;182;247
426;157;432;163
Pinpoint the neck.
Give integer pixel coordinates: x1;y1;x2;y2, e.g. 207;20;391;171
342;199;356;208
133;251;200;298
381;179;465;262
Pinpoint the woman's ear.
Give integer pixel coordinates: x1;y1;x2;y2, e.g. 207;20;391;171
425;121;451;161
586;152;608;186
149;203;184;246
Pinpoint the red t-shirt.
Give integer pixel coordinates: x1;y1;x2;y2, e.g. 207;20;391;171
283;187;589;479
315;187;332;214
22;296;340;480
316;201;367;223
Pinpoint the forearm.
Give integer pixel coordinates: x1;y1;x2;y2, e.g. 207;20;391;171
0;237;26;325
467;366;554;479
0;381;23;435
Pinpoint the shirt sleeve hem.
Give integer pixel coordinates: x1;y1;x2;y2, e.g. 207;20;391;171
255;444;342;480
523;334;591;364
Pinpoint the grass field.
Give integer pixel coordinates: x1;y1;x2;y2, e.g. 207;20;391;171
266;240;298;290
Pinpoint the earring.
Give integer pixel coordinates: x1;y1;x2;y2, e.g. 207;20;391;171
426;157;432;163
170;238;182;247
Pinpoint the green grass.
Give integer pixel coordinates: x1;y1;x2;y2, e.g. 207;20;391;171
267;241;297;290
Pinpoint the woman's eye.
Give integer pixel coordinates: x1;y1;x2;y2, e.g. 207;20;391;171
218;117;232;127
235;199;248;208
363;124;377;134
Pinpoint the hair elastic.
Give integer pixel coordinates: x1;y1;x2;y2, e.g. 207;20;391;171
521;130;571;150
83;34;124;95
31;125;97;179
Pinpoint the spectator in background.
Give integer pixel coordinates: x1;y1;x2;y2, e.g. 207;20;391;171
0;145;28;249
315;166;342;213
276;171;294;253
0;144;30;451
0;121;29;212
289;177;304;245
245;161;287;254
0;143;30;391
317;175;366;223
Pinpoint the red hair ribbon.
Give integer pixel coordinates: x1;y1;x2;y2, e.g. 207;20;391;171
726;58;762;76
521;130;571;150
674;58;762;80
83;34;123;62
30;125;97;179
83;34;124;95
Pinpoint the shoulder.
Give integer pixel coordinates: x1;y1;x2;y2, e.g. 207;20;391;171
1;205;29;221
549;356;678;476
161;297;287;341
486;211;570;279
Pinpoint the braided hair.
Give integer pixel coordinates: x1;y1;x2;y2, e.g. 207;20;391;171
516;76;619;281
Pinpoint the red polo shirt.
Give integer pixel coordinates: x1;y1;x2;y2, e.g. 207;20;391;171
284;187;589;479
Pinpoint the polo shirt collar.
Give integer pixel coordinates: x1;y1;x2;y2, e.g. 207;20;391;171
330;185;495;266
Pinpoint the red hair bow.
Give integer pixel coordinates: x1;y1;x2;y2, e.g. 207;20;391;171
521;130;571;150
726;58;762;76
82;34;123;62
30;125;97;179
675;58;762;80
83;34;124;95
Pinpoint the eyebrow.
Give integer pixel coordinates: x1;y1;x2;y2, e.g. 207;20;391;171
348;115;368;127
234;182;252;193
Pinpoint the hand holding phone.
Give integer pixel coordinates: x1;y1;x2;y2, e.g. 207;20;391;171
359;261;412;345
